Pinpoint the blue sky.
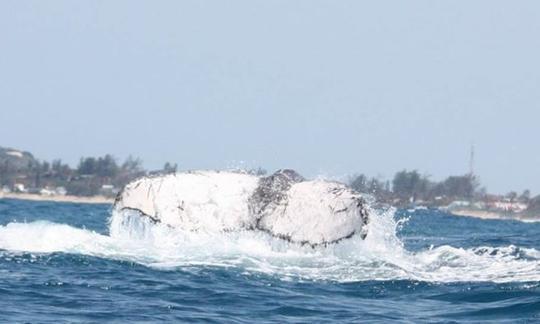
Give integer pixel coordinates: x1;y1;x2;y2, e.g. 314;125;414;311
1;1;539;194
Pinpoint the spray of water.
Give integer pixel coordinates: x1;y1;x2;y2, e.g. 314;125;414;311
0;206;539;283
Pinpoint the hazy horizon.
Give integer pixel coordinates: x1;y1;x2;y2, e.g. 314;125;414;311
1;1;539;194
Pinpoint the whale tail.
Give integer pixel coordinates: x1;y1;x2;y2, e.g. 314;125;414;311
113;170;370;245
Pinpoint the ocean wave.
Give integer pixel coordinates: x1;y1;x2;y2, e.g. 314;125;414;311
1;207;539;283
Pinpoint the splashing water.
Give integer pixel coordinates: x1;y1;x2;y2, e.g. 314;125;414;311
1;204;539;283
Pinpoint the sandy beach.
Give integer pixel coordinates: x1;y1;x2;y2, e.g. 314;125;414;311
449;208;540;222
449;209;512;220
0;192;113;204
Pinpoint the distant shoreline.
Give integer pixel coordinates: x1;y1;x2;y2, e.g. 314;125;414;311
448;208;539;222
0;192;113;204
449;209;513;220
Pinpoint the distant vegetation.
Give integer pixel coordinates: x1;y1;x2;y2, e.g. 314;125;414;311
349;169;533;209
0;147;173;197
526;196;540;215
349;170;479;206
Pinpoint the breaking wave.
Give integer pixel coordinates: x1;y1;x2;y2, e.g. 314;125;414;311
1;207;539;283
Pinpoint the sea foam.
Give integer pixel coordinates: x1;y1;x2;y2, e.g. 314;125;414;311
1;205;540;283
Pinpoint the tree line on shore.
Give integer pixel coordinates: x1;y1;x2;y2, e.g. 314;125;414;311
0;147;177;197
348;170;533;208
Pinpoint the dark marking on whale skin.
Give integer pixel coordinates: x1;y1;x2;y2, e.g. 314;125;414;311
332;206;349;213
353;197;370;231
255;227;360;248
177;201;185;211
120;207;161;223
113;187;125;205
249;169;304;227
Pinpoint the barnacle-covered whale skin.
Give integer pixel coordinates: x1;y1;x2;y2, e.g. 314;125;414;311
113;169;370;245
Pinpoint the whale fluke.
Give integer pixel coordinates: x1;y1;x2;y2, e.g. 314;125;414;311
113;170;370;245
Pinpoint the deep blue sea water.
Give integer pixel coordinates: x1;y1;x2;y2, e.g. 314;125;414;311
1;198;540;323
